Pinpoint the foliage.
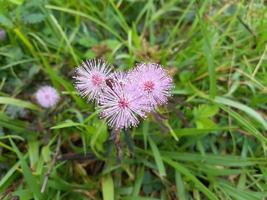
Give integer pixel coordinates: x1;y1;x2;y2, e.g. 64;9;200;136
0;0;267;199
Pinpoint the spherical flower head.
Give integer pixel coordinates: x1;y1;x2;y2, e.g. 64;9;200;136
0;29;6;41
35;86;60;108
99;81;150;130
128;63;173;107
73;59;112;102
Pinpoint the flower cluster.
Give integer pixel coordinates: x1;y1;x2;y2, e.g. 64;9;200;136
73;59;173;130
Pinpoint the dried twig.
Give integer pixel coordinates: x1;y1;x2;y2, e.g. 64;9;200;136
40;135;61;193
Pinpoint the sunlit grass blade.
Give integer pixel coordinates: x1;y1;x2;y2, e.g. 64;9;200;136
175;171;186;200
220;105;267;144
51;120;86;129
132;166;144;196
148;136;166;177
102;174;114;200
161;151;265;167
215;96;267;129
0;159;21;191
0;97;40;111
9;139;41;199
219;182;267;200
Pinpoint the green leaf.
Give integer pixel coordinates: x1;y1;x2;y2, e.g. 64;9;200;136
148;136;166;177
124;197;160;200
0;135;24;141
7;0;24;5
51;120;86;129
197;6;216;98
194;104;219;119
196;118;217;129
102;174;114;200
138;148;218;200
161;151;265;167
84;50;96;59
163;158;218;200
0;97;40;111
23;13;45;24
215;96;267;129
9;139;41;199
0;159;21;189
175;127;235;137
28;140;39;169
219;182;267;200
0;112;28;132
48;14;78;64
45;4;123;41
90;122;107;157
220;105;267;144
41;145;51;163
0;15;13;28
163;120;179;141
132;167;144;196
12;189;33;200
175;171;186;200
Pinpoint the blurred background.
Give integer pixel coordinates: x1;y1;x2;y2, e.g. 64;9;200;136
0;0;267;199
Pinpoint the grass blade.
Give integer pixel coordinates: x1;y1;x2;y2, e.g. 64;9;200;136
164;157;218;200
0;97;40;111
175;171;187;200
220;105;267;144
0;159;21;190
102;174;114;200
196;3;216;98
215;96;267;130
45;4;123;41
9;139;41;199
148;136;166;177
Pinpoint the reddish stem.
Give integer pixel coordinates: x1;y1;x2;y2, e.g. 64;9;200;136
113;129;122;162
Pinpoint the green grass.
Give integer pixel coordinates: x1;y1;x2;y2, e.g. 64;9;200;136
0;0;267;199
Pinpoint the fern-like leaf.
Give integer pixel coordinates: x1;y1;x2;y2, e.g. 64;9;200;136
22;13;45;24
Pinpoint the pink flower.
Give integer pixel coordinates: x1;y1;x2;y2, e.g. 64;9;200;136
35;86;60;108
73;59;112;102
128;63;173;107
108;71;129;86
99;81;149;129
